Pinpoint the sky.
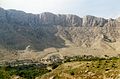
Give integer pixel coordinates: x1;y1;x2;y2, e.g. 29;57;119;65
0;0;120;18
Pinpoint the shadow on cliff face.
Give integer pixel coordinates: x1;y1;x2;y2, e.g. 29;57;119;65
0;23;66;51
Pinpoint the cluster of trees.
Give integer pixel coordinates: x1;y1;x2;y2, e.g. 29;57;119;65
0;64;49;79
63;55;119;63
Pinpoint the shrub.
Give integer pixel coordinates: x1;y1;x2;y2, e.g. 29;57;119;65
70;71;75;75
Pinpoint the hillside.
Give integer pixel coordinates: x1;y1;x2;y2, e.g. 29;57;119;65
0;7;120;59
40;59;120;79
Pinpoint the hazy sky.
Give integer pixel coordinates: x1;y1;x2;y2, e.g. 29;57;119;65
0;0;120;18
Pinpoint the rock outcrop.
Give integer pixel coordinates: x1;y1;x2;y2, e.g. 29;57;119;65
82;15;107;27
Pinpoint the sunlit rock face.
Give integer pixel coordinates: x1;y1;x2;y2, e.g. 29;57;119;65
82;15;107;27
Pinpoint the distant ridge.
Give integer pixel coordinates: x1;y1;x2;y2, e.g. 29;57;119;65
0;7;120;54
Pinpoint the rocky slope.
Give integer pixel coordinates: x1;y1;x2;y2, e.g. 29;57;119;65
0;7;120;56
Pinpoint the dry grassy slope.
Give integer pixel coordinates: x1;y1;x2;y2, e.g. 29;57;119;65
15;46;119;62
39;60;120;79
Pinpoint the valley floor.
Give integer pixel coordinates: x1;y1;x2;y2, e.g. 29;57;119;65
1;56;120;79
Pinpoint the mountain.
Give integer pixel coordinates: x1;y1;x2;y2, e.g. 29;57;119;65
0;7;120;56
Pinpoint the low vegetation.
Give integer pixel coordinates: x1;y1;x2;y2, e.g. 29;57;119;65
0;55;120;79
40;55;120;79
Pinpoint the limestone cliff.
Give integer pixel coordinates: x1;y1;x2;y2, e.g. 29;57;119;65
0;7;120;53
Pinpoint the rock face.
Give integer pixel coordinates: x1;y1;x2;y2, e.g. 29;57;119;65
0;7;120;52
0;8;107;27
0;8;7;23
82;15;107;27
